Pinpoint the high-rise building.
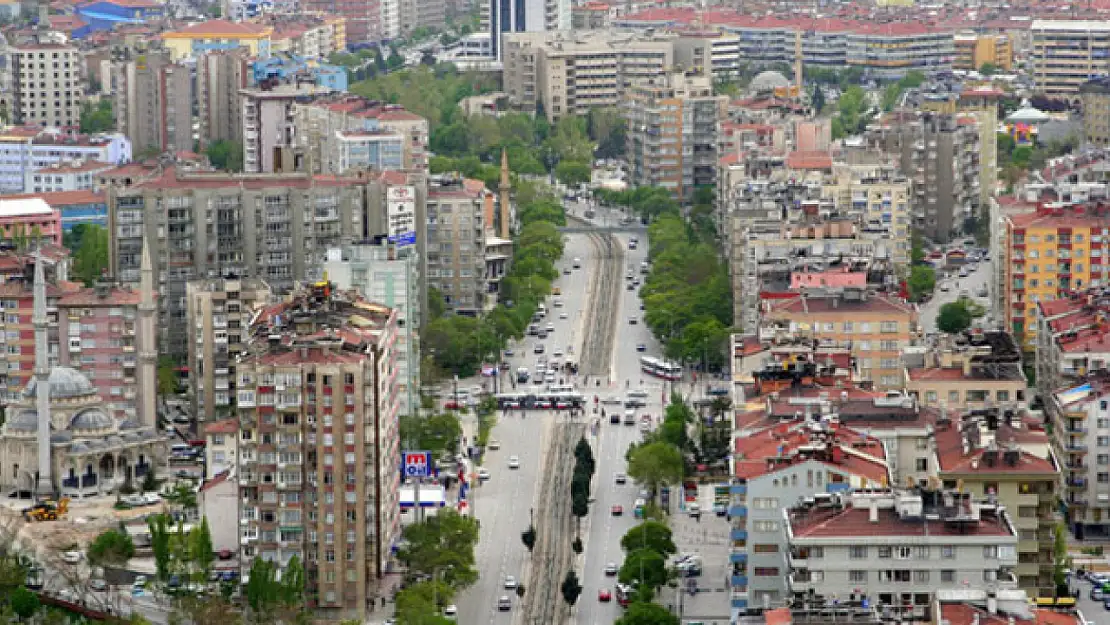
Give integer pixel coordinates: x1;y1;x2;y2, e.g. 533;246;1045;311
426;175;493;316
235;285;400;619
10;37;85;129
1079;77;1110;148
114;50;194;154
186;278;272;422
399;0;446;37
953;32;1012;72
1032;20;1110;97
323;242;420;416
488;0;570;60
197;49;250;150
301;0;380;45
0;128;131;195
1047;373;1110;541
290;95;429;174
625;71;725;204
241;84;336;174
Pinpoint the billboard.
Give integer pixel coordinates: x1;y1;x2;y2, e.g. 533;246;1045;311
387;185;417;247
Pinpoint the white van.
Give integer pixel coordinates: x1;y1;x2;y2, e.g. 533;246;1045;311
537;304;547;317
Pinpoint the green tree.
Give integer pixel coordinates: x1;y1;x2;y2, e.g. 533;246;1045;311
561;570;582;606
910;233;927;265
87;529;136;568
190;516;215;580
615;601;680;625
158;356;180;397
588;107;627;159
72;224;109;286
617;548;668;589
400;413;462;458
1053;522;1071;598
979;62;998;75
627;442;684;495
906;265;936;303
397;511;480;588
205;140;244;172
554;160;592;187
79;99;115;133
394;580;456;623
244;558;281;622
810;85;826;114
10;586;40;621
148;514;172;581
620;521;676;556
937;300;973;334
387;50;405;70
521;525;536;552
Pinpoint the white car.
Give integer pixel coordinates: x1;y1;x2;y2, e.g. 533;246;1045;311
62;551;83;564
142;492;162;505
553;348;564;357
477;468;491;481
508;456;521;469
443;604;458;619
488;439;501;450
504;575;518;589
614;472;627;484
559;312;568;319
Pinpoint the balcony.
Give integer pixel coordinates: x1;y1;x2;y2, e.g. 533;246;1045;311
1068;477;1087;488
728;505;747;518
730;529;748;541
731;575;749;588
729;552;748;565
1067;443;1089;453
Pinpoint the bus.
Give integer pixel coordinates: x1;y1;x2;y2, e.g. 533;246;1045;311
1032;597;1077;611
615;583;635;608
640;356;682;381
494;391;585;410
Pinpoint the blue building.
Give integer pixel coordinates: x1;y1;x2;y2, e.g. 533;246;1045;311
73;0;163;37
251;55;347;92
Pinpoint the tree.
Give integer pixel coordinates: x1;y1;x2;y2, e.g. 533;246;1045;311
10;586;39;621
617;548;668;589
190;516;215;580
627;441;684;495
554;160;591;187
615;601;680;625
1053;522;1071;598
619;521;676;557
561;570;583;606
72;224;109;286
400;412;462;458
394;579;456;623
521;525;536;552
387;49;405;70
397;511;480;588
906;265;936;303
979;62;999;76
244;558;281;622
937;300;973;334
87;529;136;568
148;514;172;581
205;140;244;172
158;356;180;397
810;85;826;114
79;99;114;133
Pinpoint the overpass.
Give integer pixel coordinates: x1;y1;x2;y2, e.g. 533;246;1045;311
557;225;648;234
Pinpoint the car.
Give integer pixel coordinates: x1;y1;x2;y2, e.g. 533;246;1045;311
628;389;648;399
545;323;555;332
488;439;501;450
537;330;548;339
554;348;564;357
604;562;619;576
610;413;620;424
629;317;638;325
611;504;624;516
563;267;571;275
601;397;622;405
142;492;162;505
614;472;627;484
939;283;950;292
559;312;568;319
640;302;645;310
627;283;635;291
497;596;512;611
90;578;108;592
636;344;646;352
713;502;728;516
133;575;148;588
504;349;514;357
443;604;458;618
534;344;545;354
688;502;701;518
554;299;563;307
173;414;191;425
508;456;521;469
62;551;83;565
1103;597;1110;611
477;468;491;481
572;258;581;268
537;400;553;409
1091;588;1105;601
504;575;517;589
598;588;612;602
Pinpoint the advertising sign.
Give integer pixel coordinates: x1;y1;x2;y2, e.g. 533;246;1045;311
401;451;434;478
387;185;417;247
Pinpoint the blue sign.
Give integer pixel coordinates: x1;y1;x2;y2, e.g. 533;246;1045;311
402;451;434;478
388;231;417;246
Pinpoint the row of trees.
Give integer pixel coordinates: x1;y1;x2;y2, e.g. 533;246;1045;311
394;510;481;623
626;393;689;495
571;437;595;533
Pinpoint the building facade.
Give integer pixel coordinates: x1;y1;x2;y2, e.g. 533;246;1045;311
954;33;1012;72
426;176;492;317
114;50;194;154
487;0;569;59
160;19;273;60
197;49;250;150
1032;20;1110;98
242;85;336;174
290;96;429;174
0;127;131;195
10;39;86;129
1047;375;1110;540
1079;77;1110;148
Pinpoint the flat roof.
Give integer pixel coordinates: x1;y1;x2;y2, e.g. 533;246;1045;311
0;198;55;218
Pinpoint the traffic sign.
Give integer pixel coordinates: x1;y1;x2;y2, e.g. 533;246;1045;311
402;451;433;478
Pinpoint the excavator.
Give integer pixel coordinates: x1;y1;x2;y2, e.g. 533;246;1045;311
21;497;70;522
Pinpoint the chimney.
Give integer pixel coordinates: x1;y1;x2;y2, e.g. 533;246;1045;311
868;500;879;523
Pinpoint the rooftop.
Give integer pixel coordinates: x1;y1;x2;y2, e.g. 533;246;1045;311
788;490;1016;539
933;415;1058;475
163;19;271;38
0;198;55;218
765;290;914;318
204;419;239;435
733;421;888;483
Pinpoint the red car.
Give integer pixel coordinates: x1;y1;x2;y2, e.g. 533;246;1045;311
555;401;570;409
537;400;553;409
598;588;612;602
611;505;623;516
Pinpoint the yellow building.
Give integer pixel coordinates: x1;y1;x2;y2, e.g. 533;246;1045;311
1004;208;1105;351
160;19;272;60
954;32;1013;72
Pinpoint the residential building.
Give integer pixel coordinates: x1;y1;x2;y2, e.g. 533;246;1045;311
252;56;349;92
290;95;428;174
23;160;115;194
960;87;1004;209
186;278;273;422
323;241;420;417
761;289;918;390
1031;20;1110;98
571;2;610;30
1046;373;1110;540
334;131;405;173
501;31;673;121
107;167;396;357
0;127;131;195
381;0;401;40
1079;77;1110;148
0;198;62;247
242;84;337;174
426;175;493;316
196;49;250;150
1;190;108;230
197;470;239;555
671;31;742;81
399;0;446;37
954;32;1012;72
935;597;1088;625
905;332;1026;413
9;38;86;129
203;418;240;478
260;15;347;59
234;285;400;620
625;71;726;203
933;413;1060;596
160;19;273;60
1034;291;1110;397
487;0;570;60
74;0;164;36
114;50;194;154
1002;205;1108;351
844;24;955;79
730;421;890;610
783;490;1019;621
301;0;378;45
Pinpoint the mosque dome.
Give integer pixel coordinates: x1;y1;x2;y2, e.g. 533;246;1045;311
750;71;791;93
5;409;39;432
22;367;97;400
69;409;114;434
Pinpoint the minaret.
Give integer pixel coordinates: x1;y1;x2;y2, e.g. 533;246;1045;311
32;251;52;498
137;237;158;429
498;148;511;239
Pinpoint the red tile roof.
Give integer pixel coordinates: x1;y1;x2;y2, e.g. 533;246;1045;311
204;419;239;435
57;287;144;306
790;504;1013;539
199;470;232;493
933;422;1057;475
766;292;914;317
764;608;792;625
786;150;833;170
733;422;888;483
939;602;1082;625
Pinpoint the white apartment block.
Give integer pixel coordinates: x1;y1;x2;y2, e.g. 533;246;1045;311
10;40;85;129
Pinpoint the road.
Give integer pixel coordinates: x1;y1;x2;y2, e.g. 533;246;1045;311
918;257;994;334
1072;575;1110;623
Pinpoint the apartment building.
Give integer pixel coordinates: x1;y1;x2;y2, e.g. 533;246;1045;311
671;32;742;81
1079;77;1110;147
487;0;570;60
261;15;347;59
9;37;86;129
761;289;918;390
399;0;446;37
196;49;250;150
865;112;980;244
960;87;1004;210
783;490;1019;620
624;72;725;203
242;84;337;174
186;278;272;422
571;2;610;30
1031;20;1110;98
202;418;239;479
108;167;389;357
323;241;421;417
0;198;61;247
426;175;493;316
905;332;1026;413
334;131;405;173
23;160;115;195
954;32;1012;72
114;50;194;154
1003;206;1109;351
1035;291;1110;397
730;421;890;610
291;95;429;174
1046;374;1110;541
0;127;131;194
160;19;273;60
845;24;956;79
933;413;1060;595
234;285;400;620
301;0;378;44
501;31;673;122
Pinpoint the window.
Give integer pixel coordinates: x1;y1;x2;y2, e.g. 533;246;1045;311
849;570;867;583
753;567;780;576
753;497;779;509
914;571;929;583
877;546;892;558
894;546;912;559
941;570;955;582
753;521;778;532
941;545;955;559
849;546;868;559
983;546;998;559
915;458;928;472
753;544;779;553
878;570;911;583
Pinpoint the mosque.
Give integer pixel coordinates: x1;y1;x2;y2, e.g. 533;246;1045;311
0;243;165;499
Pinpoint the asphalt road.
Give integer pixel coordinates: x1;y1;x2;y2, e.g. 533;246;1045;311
918;257;994;335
